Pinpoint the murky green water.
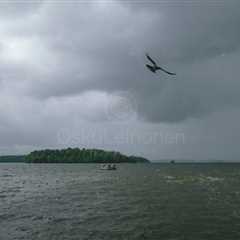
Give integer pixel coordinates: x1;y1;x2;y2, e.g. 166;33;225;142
1;163;240;240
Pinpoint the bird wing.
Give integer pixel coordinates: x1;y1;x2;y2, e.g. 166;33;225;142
146;53;157;66
158;66;176;75
146;64;155;73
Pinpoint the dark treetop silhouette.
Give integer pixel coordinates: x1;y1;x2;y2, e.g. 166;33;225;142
25;148;150;163
145;53;176;75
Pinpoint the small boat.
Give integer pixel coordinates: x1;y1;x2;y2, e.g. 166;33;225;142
100;163;117;170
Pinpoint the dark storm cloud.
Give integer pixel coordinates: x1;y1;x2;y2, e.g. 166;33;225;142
124;0;240;61
7;0;238;123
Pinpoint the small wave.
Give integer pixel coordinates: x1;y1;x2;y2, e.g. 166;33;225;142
199;176;224;182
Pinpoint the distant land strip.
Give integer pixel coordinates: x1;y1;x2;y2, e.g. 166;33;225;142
0;148;149;164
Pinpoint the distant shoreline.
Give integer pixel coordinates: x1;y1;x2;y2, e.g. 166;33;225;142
0;155;25;163
1;155;240;164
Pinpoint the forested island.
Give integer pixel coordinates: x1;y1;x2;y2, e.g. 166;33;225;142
25;148;150;163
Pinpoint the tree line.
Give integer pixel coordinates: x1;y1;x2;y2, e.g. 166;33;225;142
25;148;149;163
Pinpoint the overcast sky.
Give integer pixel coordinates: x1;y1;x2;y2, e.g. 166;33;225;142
0;0;240;160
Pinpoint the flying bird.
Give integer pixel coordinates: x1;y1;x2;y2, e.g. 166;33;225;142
145;54;176;76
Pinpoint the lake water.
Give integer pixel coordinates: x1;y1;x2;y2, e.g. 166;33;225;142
1;163;240;240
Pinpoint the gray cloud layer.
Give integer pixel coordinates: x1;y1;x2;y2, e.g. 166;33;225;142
0;0;240;159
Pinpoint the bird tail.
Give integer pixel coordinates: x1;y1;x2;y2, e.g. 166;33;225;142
158;67;176;75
